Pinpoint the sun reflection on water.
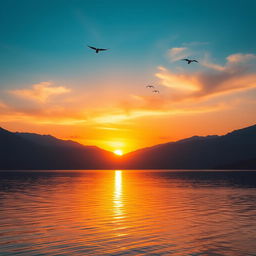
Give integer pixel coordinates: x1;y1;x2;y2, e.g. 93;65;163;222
1;171;256;255
113;170;123;220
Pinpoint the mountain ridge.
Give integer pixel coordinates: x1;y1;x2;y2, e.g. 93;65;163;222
0;124;256;170
0;127;117;170
119;124;256;169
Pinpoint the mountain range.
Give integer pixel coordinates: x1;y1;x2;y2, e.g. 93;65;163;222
0;124;256;170
119;124;256;170
0;128;116;170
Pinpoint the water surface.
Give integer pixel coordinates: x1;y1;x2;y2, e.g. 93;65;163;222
0;170;256;256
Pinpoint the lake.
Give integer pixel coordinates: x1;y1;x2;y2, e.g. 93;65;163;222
0;170;256;256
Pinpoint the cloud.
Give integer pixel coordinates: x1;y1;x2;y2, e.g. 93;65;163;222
0;94;89;125
100;52;256;122
91;103;230;124
167;43;207;62
156;66;200;92
168;47;190;62
226;53;256;63
96;126;129;131
157;53;256;101
201;53;256;71
200;61;225;71
1;52;255;127
9;82;71;102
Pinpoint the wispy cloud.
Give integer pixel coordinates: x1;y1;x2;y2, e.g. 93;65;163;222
96;126;129;131
97;51;256;123
0;93;89;125
1;52;255;128
9;82;71;103
201;53;256;71
0;107;88;125
167;43;208;62
156;66;200;92
168;47;190;62
157;53;256;101
227;53;256;63
91;103;231;125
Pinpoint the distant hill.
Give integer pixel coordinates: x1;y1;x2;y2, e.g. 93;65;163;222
16;132;84;148
119;124;256;170
0;128;117;170
1;124;256;170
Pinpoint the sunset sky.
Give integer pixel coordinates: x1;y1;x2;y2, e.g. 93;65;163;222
0;0;255;153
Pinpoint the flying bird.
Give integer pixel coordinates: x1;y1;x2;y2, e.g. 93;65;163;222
182;58;198;64
88;45;108;53
152;90;160;93
146;85;154;88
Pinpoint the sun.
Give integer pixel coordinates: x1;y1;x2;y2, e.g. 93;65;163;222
113;149;123;156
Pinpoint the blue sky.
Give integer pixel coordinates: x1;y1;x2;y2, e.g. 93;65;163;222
1;0;255;86
0;0;256;152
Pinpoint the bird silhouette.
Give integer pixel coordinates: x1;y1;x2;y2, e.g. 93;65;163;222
152;90;160;93
88;45;108;53
146;85;154;88
182;58;198;64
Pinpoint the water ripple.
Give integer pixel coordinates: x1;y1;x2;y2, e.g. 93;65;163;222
0;170;256;256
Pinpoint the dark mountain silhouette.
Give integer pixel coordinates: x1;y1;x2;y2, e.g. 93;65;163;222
0;128;117;170
218;158;256;169
0;124;256;170
119;124;256;170
16;132;85;148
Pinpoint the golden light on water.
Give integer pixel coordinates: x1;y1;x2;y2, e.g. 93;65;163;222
1;170;256;255
113;170;123;220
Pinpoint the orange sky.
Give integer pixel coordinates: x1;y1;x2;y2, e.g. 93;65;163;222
1;52;256;153
1;1;256;154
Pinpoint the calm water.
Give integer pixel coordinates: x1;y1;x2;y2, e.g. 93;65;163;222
0;170;256;256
